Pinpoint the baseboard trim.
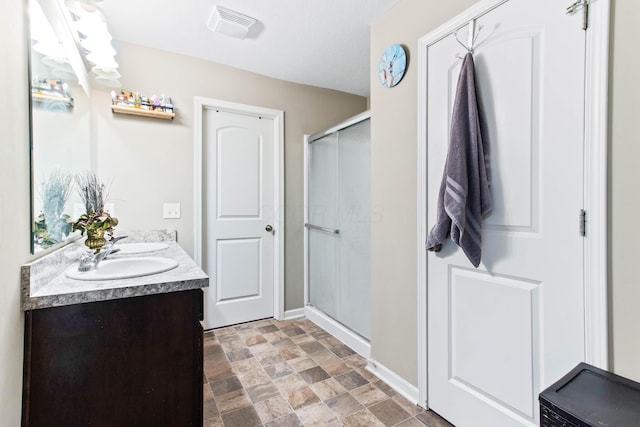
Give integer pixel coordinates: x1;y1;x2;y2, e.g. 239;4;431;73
366;359;420;407
283;308;305;320
304;306;371;359
300;307;419;407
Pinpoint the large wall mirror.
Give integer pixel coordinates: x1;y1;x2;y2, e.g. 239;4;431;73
29;0;93;253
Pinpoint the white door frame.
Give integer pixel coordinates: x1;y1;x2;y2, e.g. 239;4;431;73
416;0;610;408
194;96;285;322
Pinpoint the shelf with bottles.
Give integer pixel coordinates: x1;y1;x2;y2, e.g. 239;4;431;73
31;77;74;109
111;90;175;120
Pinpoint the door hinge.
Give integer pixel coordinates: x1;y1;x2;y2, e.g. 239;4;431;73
579;209;586;237
566;0;589;30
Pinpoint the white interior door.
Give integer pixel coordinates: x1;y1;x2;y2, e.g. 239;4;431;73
203;110;275;329
427;1;586;425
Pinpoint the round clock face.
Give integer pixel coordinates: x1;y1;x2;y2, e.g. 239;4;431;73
377;44;407;88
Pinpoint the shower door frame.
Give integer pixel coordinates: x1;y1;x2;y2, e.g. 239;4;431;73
303;110;371;358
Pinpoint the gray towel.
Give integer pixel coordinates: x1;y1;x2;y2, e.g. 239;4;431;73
426;53;491;267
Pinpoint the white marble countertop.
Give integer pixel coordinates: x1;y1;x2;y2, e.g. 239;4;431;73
21;230;209;310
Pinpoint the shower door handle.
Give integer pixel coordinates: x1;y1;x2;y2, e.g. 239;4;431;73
265;225;273;232
304;223;340;235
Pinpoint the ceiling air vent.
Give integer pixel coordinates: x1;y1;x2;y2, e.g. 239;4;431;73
207;6;256;39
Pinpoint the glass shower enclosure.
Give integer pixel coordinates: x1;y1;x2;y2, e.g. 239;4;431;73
304;112;371;351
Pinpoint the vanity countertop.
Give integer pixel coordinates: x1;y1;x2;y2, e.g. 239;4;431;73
21;230;208;311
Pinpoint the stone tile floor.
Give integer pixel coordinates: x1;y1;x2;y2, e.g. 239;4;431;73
203;317;453;427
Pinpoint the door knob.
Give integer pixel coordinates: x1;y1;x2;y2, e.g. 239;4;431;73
265;225;273;232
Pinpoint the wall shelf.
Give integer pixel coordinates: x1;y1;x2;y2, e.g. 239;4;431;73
111;105;175;120
32;92;74;108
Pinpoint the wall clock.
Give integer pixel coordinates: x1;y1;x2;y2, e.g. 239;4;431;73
377;44;407;88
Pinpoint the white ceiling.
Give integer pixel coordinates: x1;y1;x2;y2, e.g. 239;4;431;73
99;0;400;97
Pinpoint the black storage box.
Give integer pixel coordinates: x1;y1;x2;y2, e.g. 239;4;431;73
539;362;640;427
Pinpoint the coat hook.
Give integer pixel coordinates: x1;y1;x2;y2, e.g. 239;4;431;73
454;20;483;54
467;20;476;51
454;29;471;53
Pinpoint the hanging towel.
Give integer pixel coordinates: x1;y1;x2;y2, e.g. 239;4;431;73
426;52;491;267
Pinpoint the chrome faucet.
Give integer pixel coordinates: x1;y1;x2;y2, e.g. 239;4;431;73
77;235;129;272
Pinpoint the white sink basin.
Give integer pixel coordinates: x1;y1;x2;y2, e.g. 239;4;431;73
66;257;179;281
116;242;169;255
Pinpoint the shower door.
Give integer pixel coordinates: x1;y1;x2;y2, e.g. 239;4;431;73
306;113;370;340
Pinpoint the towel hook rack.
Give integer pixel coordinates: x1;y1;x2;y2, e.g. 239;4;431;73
454;19;483;55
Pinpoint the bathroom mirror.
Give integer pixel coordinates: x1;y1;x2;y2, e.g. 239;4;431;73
29;0;93;253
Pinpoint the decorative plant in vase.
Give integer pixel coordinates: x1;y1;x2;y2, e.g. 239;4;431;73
72;171;118;253
34;170;73;248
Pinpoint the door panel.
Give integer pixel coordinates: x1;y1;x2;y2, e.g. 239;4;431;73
476;32;539;231
216;238;261;301
217;128;261;218
308;229;339;320
308;133;340;322
449;268;540;419
308;133;338;228
337;120;371;339
204;110;274;328
427;0;585;425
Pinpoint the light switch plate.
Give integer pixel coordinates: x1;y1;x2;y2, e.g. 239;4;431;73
163;202;181;219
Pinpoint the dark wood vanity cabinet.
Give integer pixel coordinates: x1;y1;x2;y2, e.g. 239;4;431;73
21;289;204;427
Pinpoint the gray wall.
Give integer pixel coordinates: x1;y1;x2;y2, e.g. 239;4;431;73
93;41;367;312
0;0;30;424
609;0;640;381
369;0;477;386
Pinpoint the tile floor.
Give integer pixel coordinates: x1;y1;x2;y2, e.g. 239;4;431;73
203;317;453;427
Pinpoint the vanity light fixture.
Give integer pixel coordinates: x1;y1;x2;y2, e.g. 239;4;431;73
207;5;256;40
30;0;66;58
64;0;121;87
